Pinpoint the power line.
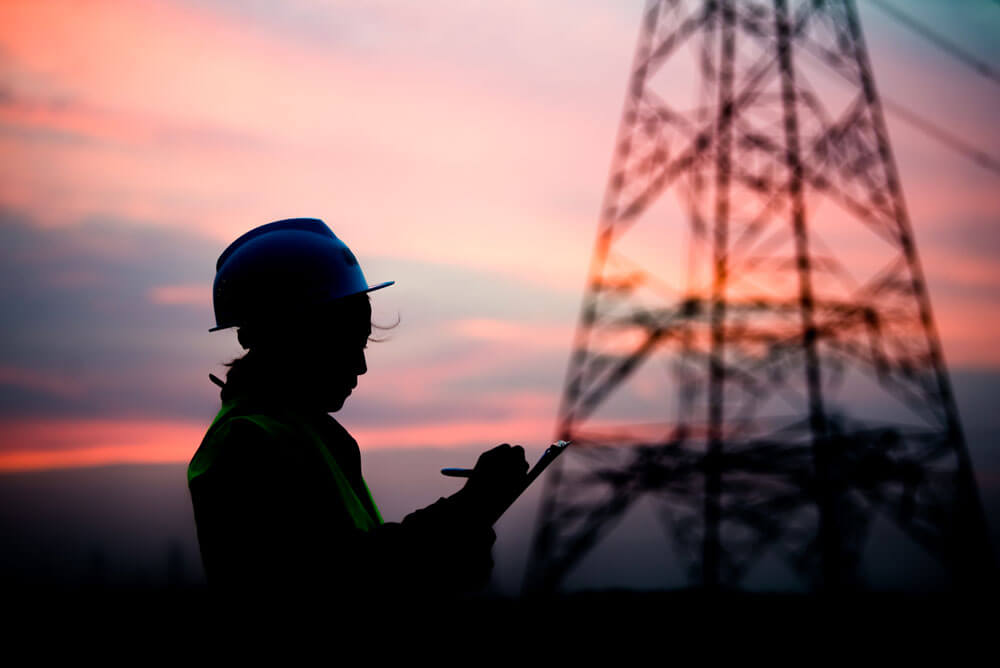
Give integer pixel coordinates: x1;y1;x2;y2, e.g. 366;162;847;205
881;97;1000;175
865;0;1000;87
796;26;1000;177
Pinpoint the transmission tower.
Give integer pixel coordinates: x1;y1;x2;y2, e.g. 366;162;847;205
526;0;994;592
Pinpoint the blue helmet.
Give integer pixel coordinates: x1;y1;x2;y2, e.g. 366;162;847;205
210;218;394;332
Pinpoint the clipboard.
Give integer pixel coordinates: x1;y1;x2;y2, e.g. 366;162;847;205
441;440;571;523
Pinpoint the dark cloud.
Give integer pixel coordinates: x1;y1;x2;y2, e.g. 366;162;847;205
0;209;578;424
922;213;1000;263
0;209;220;420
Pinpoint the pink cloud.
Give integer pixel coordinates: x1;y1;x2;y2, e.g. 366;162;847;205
349;415;556;451
451;319;572;350
148;283;208;307
0;0;612;281
0;0;997;478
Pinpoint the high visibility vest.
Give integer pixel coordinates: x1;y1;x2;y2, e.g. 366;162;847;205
188;398;383;532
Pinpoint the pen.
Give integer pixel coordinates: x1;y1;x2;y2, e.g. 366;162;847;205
440;440;571;480
440;468;475;477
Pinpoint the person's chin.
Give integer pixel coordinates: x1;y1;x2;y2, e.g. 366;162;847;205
326;392;350;413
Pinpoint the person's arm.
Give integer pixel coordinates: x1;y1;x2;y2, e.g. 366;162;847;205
358;443;529;595
195;420;508;597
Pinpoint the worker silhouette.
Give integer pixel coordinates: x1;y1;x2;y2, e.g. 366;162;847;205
187;218;528;599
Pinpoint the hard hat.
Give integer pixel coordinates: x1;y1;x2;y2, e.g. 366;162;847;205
209;218;394;332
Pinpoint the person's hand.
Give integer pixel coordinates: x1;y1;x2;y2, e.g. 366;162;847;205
459;443;529;525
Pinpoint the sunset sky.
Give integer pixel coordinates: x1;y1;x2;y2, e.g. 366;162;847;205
1;0;998;473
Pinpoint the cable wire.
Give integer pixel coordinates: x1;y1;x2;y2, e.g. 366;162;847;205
865;0;1000;87
882;97;1000;175
795;28;1000;177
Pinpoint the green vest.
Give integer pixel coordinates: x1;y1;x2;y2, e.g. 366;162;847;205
188;398;383;531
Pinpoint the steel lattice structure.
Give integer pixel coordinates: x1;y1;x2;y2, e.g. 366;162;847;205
525;0;994;592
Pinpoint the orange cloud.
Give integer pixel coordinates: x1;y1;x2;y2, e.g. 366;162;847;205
0;418;205;472
0;392;560;472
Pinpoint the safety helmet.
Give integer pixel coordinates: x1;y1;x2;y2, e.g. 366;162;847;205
209;218;393;332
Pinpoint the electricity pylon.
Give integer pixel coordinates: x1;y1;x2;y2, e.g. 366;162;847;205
526;0;994;592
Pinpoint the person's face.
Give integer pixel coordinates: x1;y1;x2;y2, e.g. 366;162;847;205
300;300;371;412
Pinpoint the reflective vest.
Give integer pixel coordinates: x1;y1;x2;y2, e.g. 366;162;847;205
188;398;383;531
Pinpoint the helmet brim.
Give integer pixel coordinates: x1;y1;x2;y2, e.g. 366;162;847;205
363;280;395;294
208;279;395;332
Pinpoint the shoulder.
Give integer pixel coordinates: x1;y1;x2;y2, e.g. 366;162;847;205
320;414;359;448
215;414;281;456
203;412;315;481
